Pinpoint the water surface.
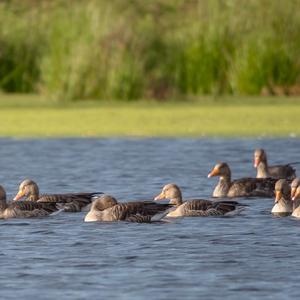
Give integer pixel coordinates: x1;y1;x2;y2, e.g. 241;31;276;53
0;138;300;300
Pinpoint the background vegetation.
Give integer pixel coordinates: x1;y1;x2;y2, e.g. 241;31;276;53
0;0;300;101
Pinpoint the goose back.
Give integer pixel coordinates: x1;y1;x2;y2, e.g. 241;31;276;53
168;199;243;217
1;201;58;219
108;201;173;221
228;178;276;198
37;192;102;212
268;165;296;180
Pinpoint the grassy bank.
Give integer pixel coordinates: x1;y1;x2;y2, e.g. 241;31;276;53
0;1;300;100
0;95;299;137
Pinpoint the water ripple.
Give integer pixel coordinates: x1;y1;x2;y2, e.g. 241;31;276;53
0;138;300;299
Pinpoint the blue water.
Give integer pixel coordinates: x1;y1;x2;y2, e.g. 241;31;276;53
0;138;300;300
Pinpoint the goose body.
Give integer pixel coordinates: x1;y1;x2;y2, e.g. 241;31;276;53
208;162;276;198
292;205;300;218
0;185;57;219
14;179;101;212
254;149;296;180
154;183;244;217
271;179;292;216
84;195;172;223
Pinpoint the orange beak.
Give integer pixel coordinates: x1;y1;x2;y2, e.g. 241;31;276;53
275;190;282;204
208;168;219;178
154;191;165;201
292;189;300;201
254;157;260;168
13;190;25;201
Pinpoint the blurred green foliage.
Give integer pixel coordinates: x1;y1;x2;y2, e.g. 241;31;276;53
0;0;299;100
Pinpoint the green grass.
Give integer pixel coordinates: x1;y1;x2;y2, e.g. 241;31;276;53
0;95;299;137
0;1;300;100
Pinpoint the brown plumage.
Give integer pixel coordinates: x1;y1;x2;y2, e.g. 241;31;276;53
0;185;58;219
254;149;296;180
84;195;172;222
154;183;244;217
208;162;276;198
13;179;101;212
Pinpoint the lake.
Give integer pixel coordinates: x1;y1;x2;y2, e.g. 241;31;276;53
0;138;300;300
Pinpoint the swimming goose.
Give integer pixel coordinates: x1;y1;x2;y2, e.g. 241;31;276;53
154;183;243;217
13;179;101;212
291;185;300;218
84;194;172;222
0;185;58;219
208;162;276;198
271;179;292;216
254;149;296;180
291;177;300;199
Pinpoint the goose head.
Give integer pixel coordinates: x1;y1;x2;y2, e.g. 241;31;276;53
254;148;267;168
291;177;300;199
292;186;300;202
0;185;7;211
154;183;182;205
0;185;6;201
208;162;231;179
90;195;118;212
274;179;291;204
13;179;39;201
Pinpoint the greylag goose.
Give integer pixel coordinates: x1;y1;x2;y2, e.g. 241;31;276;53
291;185;300;218
13;179;101;212
291;177;300;199
154;183;244;217
271;179;292;216
208;162;276;198
254;149;296;180
84;194;172;222
0;185;58;219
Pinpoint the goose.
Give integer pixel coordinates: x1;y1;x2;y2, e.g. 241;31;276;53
291;177;300;199
13;179;101;212
271;179;292;216
208;162;276;198
84;194;172;222
154;183;244;217
254;149;296;180
0;185;58;219
291;185;300;218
